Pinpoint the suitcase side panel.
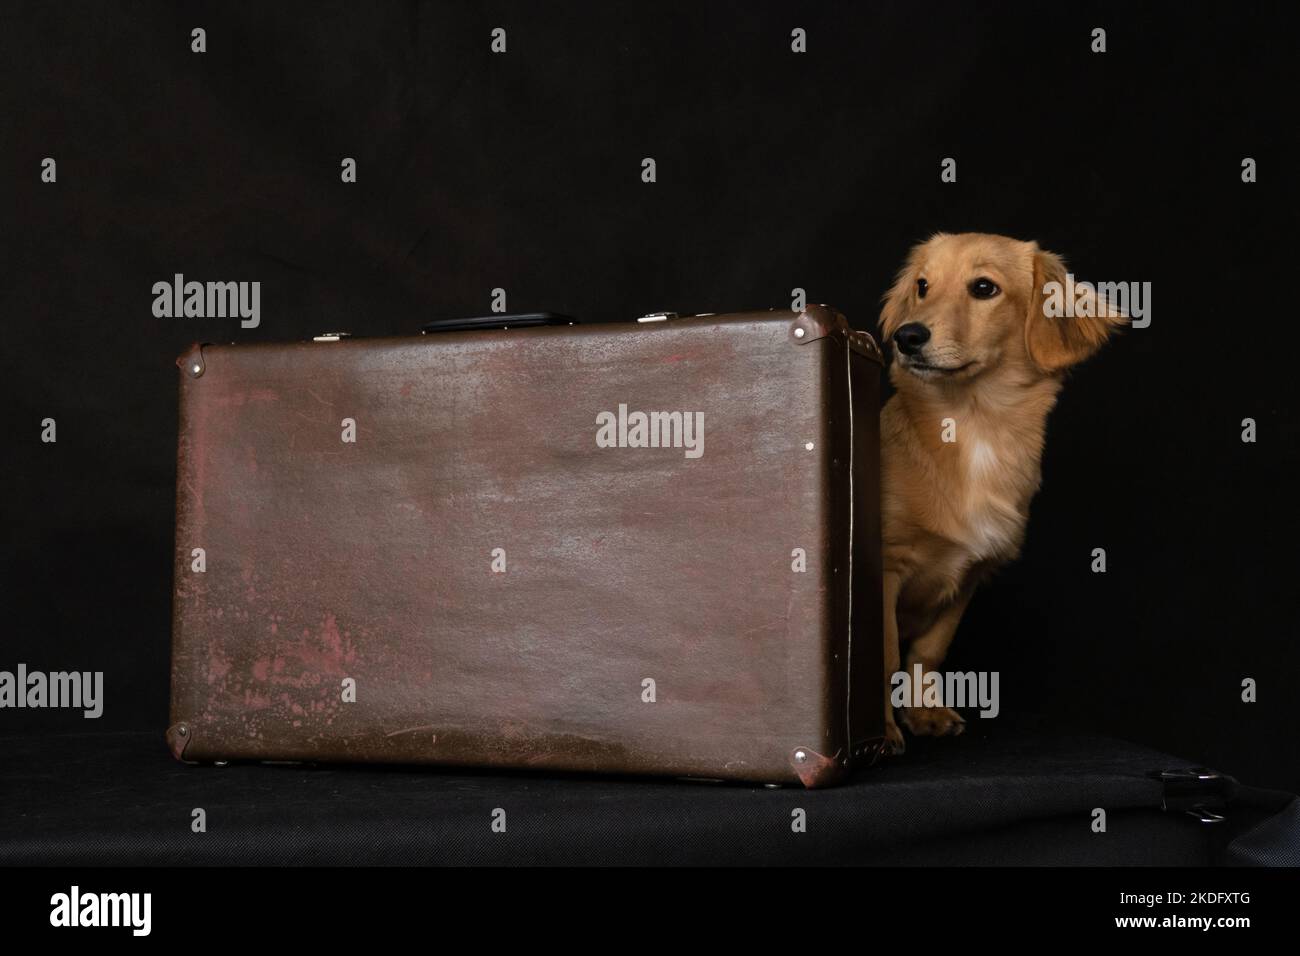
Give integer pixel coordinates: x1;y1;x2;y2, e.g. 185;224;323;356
847;341;885;762
169;313;846;783
792;315;887;785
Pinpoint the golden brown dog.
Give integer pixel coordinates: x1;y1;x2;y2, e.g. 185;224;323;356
877;233;1125;752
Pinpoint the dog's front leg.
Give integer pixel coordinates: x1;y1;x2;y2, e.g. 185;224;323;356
881;572;905;754
898;587;974;738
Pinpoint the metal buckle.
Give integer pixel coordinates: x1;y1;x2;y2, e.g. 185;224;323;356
1152;767;1228;824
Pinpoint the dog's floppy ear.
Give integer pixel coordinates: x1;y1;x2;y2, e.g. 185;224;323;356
879;259;917;344
1023;244;1126;374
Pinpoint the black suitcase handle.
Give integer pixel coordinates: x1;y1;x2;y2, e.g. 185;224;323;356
421;312;577;334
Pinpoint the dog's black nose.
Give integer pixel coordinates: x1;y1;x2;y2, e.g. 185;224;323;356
893;323;931;356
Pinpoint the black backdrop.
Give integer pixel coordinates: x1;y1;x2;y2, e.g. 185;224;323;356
2;1;1296;793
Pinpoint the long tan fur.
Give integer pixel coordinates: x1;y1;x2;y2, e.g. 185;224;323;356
877;233;1124;751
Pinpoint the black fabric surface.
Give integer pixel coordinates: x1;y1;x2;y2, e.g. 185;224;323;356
2;717;1292;866
1223;800;1300;868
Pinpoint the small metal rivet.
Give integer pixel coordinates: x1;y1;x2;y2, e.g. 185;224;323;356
191;364;201;373
178;726;187;736
763;783;781;789
794;327;806;338
214;760;228;767
804;441;814;451
794;749;808;763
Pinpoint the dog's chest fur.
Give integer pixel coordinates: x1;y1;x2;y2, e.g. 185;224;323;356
883;384;1057;610
953;434;1034;562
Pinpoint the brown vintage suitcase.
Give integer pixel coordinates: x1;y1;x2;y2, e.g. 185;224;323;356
168;306;886;787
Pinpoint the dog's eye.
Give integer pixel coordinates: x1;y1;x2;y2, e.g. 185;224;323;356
970;278;1000;299
916;278;928;299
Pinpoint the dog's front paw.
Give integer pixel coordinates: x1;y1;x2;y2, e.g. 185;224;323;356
900;706;966;738
883;718;906;755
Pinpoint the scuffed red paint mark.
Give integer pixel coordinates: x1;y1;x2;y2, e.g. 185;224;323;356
242;688;273;710
214;614;358;724
321;613;345;659
207;646;231;684
267;616;356;682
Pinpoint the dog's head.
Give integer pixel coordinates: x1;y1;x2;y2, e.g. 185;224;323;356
879;233;1124;385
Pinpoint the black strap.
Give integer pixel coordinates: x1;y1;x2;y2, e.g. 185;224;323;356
421;312;577;334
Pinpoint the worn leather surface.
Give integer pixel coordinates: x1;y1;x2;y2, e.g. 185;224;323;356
171;308;884;785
